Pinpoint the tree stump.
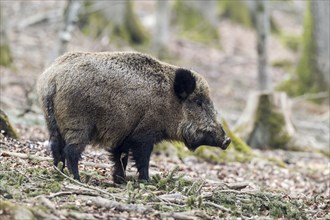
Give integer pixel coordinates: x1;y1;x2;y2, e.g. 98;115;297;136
0;109;19;139
235;92;295;149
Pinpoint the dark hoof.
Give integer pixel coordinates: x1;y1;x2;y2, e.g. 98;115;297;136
113;175;126;184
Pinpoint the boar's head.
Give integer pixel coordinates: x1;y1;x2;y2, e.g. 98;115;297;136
174;69;231;151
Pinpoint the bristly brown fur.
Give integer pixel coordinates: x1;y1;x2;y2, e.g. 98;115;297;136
37;51;229;183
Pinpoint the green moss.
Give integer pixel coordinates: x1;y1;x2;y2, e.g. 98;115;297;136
83;13;106;37
79;0;149;46
211;190;307;219
219;0;253;28
280;0;327;96
279;33;301;52
154;141;191;159
272;59;293;71
219;0;279;34
0;44;12;67
0;200;37;220
222;119;252;154
124;0;149;45
174;0;220;45
194;146;225;163
266;157;287;168
191;119;252;163
0;109;19;139
249;94;291;149
155;129;251;163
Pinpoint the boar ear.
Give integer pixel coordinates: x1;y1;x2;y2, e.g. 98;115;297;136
174;68;196;100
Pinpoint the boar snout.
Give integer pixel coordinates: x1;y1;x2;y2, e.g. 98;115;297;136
221;137;231;150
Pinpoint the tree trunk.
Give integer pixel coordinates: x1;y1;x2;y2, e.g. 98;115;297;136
235;92;295;149
81;0;148;45
153;0;170;58
256;0;271;91
311;0;330;88
289;0;329;95
175;0;219;44
0;5;12;67
235;0;295;149
49;0;82;63
0;109;19;139
192;0;218;27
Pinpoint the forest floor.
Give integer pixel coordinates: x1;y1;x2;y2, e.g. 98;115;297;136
0;1;329;219
0;126;329;219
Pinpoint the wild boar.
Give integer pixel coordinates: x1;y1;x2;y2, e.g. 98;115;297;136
37;51;231;183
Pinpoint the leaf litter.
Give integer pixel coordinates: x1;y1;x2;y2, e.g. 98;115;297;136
0;125;329;219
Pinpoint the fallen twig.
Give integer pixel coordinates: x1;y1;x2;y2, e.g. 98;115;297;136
0;151;113;169
53;165;119;201
161;211;203;220
81;196;153;214
224;182;249;190
158;193;187;205
203;201;231;212
39;196;57;211
43;190;99;199
1;151;52;161
292;92;329;103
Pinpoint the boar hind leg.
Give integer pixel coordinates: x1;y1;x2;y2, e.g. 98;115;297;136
50;134;65;171
129;139;154;181
110;146;129;184
64;144;85;181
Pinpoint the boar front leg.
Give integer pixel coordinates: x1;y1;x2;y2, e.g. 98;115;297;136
129;137;154;181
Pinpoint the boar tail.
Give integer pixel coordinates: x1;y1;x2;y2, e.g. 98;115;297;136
43;81;66;167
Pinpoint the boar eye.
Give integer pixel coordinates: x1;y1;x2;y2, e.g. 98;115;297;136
196;99;203;107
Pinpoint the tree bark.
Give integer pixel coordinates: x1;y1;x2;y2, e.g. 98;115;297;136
83;0;148;45
290;0;329;95
256;0;271;91
0;109;19;139
192;0;218;27
0;4;12;67
235;1;296;149
153;0;170;58
311;0;330;87
49;0;81;63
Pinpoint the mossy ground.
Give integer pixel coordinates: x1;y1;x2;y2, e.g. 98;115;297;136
0;156;311;219
1;126;328;219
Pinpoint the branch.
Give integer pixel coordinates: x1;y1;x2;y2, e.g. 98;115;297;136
292;92;329;103
0;151;113;169
80;196;153;214
203;201;231;212
161;210;211;219
52;165;119;201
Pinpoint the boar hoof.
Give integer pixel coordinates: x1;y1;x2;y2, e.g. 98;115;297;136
112;173;126;184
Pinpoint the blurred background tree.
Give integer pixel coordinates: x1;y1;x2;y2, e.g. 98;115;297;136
0;0;328;152
0;5;12;67
280;0;329;96
235;0;295;150
79;0;149;46
50;0;82;63
152;0;170;58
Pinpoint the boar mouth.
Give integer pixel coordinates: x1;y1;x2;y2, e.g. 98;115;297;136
185;135;231;151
